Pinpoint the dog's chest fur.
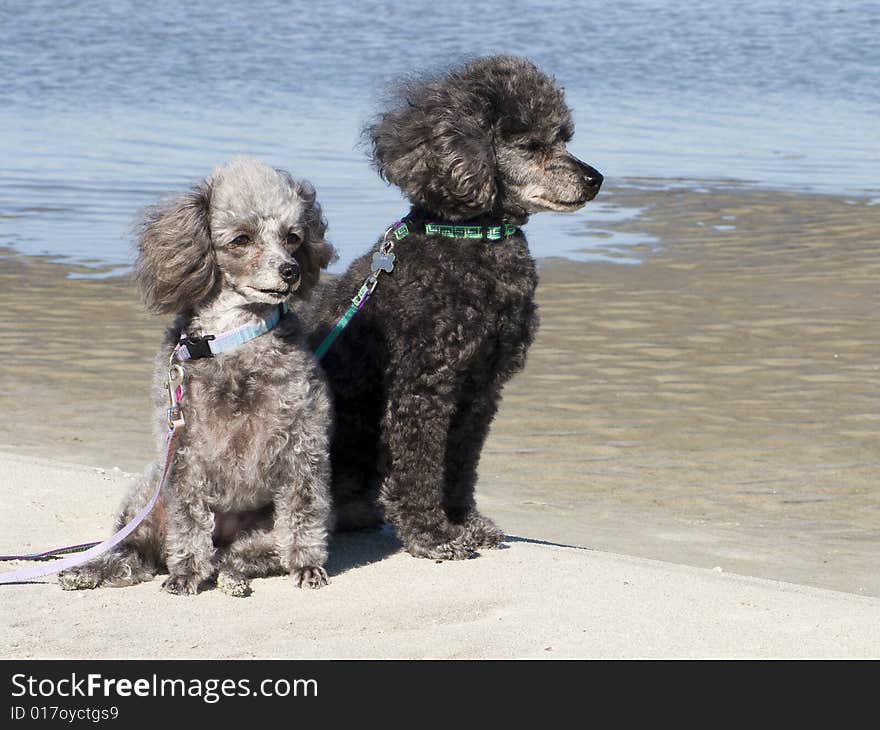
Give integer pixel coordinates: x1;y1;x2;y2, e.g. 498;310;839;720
380;232;538;365
157;327;324;510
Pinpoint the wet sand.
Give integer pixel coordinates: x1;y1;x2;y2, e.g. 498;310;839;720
1;182;878;596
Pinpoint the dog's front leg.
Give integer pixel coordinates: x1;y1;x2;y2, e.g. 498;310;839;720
162;492;216;596
379;383;475;560
443;384;506;549
273;441;332;589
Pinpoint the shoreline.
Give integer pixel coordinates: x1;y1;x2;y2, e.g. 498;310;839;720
6;176;880;276
1;182;878;599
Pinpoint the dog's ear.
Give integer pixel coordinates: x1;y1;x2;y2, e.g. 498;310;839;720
292;180;336;300
368;105;497;219
134;182;219;314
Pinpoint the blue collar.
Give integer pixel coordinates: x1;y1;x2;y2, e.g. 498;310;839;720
175;302;288;361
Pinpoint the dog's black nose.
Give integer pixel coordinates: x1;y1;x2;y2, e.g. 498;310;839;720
279;262;299;282
569;154;603;195
582;163;603;189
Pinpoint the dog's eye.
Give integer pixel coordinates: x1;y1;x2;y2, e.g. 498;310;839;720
229;234;250;247
555;127;573;144
286;231;302;247
518;140;544;153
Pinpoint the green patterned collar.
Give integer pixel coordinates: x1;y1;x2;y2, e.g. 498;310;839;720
390;218;519;242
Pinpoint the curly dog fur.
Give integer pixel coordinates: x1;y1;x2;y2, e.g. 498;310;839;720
299;56;602;560
60;157;336;596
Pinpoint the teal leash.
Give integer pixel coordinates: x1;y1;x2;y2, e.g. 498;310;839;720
313;278;376;360
313;219;409;359
312;216;519;360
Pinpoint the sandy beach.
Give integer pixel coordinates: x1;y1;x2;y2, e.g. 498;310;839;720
3;453;879;659
1;182;879;658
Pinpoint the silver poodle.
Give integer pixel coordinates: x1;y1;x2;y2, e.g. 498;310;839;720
59;157;337;596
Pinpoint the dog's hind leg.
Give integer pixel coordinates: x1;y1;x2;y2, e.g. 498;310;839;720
58;546;157;590
329;393;384;531
59;468;166;590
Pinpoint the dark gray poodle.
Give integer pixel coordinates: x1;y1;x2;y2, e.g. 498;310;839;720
60;157;336;596
299;56;602;560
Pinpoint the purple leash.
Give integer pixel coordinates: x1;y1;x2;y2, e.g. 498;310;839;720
0;542;101;562
0;423;182;585
0;357;187;585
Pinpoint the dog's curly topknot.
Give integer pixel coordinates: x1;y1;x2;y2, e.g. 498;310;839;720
365;55;571;220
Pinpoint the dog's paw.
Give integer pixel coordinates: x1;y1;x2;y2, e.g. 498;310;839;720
161;573;201;596
291;566;329;589
58;568;102;591
462;513;506;549
59;552;154;590
405;532;477;561
216;571;252;598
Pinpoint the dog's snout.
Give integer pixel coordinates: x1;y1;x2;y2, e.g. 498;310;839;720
279;261;300;282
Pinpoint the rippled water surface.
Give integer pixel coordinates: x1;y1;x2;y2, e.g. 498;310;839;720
1;0;878;269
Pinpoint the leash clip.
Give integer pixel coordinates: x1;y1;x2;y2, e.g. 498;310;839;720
166;364;186;429
380;236;396;256
383;220;408;247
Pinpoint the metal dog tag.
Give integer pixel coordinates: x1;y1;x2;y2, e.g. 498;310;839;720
371;250;396;274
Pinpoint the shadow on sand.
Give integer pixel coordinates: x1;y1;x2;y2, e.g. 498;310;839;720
326;525;403;577
325;529;593;578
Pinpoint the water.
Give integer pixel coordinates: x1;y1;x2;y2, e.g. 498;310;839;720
1;0;878;271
